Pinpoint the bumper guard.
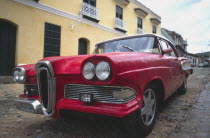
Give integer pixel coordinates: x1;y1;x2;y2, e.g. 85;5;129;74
15;97;42;114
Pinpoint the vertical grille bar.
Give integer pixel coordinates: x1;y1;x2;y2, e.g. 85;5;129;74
38;67;49;110
35;60;55;117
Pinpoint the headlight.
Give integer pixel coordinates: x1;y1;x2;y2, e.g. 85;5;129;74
13;70;19;82
96;61;110;81
13;67;26;83
83;62;95;80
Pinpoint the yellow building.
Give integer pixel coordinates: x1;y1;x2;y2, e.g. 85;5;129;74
0;0;161;75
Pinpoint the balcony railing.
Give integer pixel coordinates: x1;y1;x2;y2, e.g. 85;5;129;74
114;18;127;32
137;28;144;34
81;2;100;21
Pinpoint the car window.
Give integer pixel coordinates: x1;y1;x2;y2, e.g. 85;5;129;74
159;39;177;57
160;40;168;50
95;36;161;54
152;38;161;54
168;43;178;57
159;40;170;56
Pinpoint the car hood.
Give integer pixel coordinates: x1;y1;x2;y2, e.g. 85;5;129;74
38;52;162;76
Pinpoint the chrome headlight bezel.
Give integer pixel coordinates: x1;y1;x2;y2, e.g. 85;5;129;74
83;62;95;80
13;67;26;83
181;60;191;71
95;61;111;81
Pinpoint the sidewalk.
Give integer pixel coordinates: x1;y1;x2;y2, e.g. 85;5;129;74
171;82;210;138
0;76;13;83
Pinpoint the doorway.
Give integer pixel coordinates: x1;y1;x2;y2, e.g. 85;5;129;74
0;19;17;75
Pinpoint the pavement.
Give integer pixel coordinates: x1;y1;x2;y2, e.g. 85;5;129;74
170;81;210;138
0;67;210;138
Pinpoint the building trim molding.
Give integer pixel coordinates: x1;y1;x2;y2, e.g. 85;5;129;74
14;0;126;36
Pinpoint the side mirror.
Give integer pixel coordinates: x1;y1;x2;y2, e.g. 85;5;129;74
163;48;172;54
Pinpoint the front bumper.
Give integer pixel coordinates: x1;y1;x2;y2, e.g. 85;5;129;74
56;97;142;118
15;95;142;117
15;97;42;114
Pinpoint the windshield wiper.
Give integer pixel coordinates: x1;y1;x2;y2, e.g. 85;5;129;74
121;45;137;52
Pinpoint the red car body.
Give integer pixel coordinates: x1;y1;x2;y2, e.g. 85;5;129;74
14;34;192;124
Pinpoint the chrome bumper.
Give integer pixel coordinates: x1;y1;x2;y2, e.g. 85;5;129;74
15;97;42;114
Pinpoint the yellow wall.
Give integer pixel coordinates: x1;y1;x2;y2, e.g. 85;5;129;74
40;0;161;34
40;0;83;16
0;0;161;65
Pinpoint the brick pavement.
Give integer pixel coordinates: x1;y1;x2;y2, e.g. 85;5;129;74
171;82;210;138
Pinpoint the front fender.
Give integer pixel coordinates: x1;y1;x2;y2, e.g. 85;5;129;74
118;67;170;98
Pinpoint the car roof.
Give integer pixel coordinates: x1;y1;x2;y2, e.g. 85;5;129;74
96;33;173;46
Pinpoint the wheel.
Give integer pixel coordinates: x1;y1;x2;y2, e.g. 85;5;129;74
177;79;187;95
122;84;159;137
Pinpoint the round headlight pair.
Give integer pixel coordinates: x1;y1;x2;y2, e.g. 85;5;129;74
13;67;26;83
83;61;111;81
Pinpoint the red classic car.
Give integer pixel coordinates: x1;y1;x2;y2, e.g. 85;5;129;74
13;34;192;137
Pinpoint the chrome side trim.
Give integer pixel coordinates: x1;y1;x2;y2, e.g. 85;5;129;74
35;60;56;117
15;97;42;114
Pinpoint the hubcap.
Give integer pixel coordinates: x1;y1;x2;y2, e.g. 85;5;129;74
141;88;156;126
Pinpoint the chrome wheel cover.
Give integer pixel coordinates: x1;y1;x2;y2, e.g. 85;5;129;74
141;88;156;126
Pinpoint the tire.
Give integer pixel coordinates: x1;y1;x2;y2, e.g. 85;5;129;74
177;79;187;95
122;84;159;138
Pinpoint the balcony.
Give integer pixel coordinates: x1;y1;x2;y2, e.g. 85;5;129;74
150;18;161;25
81;2;100;22
137;28;144;34
134;8;148;17
114;0;130;6
114;18;127;33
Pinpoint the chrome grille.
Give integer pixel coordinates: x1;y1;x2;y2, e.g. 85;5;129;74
65;84;136;104
36;60;56;117
38;67;49;109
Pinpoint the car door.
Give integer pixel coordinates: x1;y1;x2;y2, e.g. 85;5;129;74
159;39;180;95
167;42;184;89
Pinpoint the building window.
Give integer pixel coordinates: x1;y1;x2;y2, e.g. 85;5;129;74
114;5;126;33
116;5;123;19
152;26;156;34
78;38;88;55
84;0;96;7
44;23;61;58
137;17;142;29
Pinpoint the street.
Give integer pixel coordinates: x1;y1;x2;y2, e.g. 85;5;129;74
0;67;210;138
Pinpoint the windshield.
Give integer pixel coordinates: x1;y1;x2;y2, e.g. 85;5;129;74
94;36;160;54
